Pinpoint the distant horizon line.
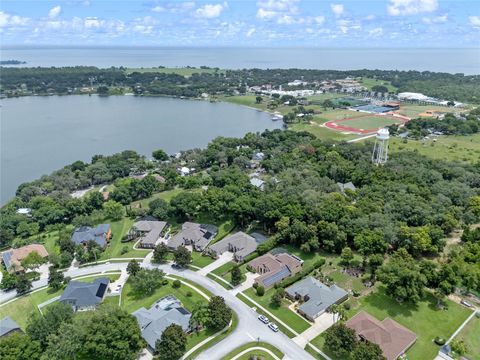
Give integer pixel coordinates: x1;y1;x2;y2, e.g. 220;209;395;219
2;45;479;50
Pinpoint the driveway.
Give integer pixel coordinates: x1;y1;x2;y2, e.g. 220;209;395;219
292;312;335;348
230;272;259;295
197;251;234;276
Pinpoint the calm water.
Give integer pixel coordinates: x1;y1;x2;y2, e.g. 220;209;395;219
1;47;479;74
0;95;281;204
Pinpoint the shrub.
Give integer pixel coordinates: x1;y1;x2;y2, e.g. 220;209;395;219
278;258;325;289
121;246;129;255
172;280;181;288
434;337;446;346
186;291;192;297
252;282;259;289
343;302;351;310
256;285;265;296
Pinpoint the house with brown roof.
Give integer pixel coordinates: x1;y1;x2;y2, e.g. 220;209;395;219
346;311;417;360
248;252;303;289
2;244;49;273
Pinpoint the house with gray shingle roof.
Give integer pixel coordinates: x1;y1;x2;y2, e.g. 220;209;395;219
285;277;348;321
71;224;111;248
59;277;110;312
133;295;191;352
167;222;218;251
130;219;167;249
208;232;258;262
337;182;356;195
0;316;22;337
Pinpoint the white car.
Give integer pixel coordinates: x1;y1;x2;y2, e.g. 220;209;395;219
258;315;269;324
461;300;473;308
268;322;279;332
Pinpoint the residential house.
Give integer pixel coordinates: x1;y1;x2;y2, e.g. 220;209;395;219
285;277;348;321
346;311;417;360
250;177;265;191
248;251;303;289
208;232;258;262
71;224;111;248
2;244;49;273
0;317;22;337
167;222;218;251
130;218;167;249
59;278;110;312
133;295;191;352
337;182;356;195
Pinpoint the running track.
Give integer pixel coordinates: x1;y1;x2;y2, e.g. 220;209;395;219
325;112;410;134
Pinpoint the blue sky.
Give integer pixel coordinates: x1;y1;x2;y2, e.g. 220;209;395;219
1;0;479;47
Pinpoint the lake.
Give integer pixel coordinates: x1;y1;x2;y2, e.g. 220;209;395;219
0;95;281;204
1;47;479;74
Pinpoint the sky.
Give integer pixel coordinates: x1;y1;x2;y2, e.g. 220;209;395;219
0;0;479;47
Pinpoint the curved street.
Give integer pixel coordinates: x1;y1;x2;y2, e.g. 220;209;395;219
0;261;314;360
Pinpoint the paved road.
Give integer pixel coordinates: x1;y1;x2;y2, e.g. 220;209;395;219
1;261;314;360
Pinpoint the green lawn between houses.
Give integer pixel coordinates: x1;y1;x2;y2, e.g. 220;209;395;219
221;341;284;360
125;67;223;77
453;314;480;360
310;287;472;360
0;273;121;329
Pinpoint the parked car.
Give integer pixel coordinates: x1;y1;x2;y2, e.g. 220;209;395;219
268;322;279;332
461;300;473;308
258;315;269;324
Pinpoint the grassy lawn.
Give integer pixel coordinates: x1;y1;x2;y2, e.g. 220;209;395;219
125;67;222;77
341;287;473;360
359;78;397;92
340;115;403;130
221;342;284;360
99;217;150;260
237;350;276;360
121;277;207;314
389;133;480;164
396;104;454;118
191;251;215;268
453;314;480;360
243;287;310;334
211;261;236;276
289;123;357;141
131;188;187;209
0;273;120;329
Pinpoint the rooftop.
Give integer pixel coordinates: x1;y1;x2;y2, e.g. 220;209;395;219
71;224;111;247
209;231;258;259
2;244;49;272
168;222;217;250
60;277;110;309
133;219;167;246
0;316;21;337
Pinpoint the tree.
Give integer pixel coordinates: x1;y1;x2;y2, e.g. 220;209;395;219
153;243;169;263
324;323;357;358
27;302;74;349
322;99;334;109
329;304;347;323
102;200;124;220
0;272;16;290
149;198;172;219
20;250;46;271
340;247;354;266
42;322;82;360
127;259;141;276
155;324;187;360
15;273;32;295
0;333;42;360
354;229;387;255
368;254;384;278
255;96;263;104
131;268;165;296
377;248;426;303
351;340;386;360
231;267;243;286
189;302;209;331
152;149;169;161
256;285;265;296
48;265;64;290
174;245;191;267
450;338;468;356
271;288;285;307
83;306;144;360
206;296;232;330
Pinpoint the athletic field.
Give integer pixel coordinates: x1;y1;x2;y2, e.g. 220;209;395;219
325;114;408;134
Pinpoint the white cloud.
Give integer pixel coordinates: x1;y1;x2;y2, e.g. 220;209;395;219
314;16;325;25
364;14;375;21
257;8;277;19
277;15;295;24
246;27;256;37
387;0;438;16
422;14;448;24
256;0;299;21
48;6;62;19
369;27;383;36
151;6;165;13
469;16;480;28
331;4;344;17
0;11;29;28
195;3;227;18
257;0;298;12
84;17;101;28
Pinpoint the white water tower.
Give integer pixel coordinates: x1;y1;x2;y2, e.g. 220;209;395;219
372;128;390;165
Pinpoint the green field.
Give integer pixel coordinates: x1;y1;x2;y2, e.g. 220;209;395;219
340;287;472;360
221;342;284;360
339;115;402;130
390;133;480;163
453;314;480;360
125;67;222;77
0;273;120;328
289;123;357;141
191;251;216;268
359;78;397;92
397;104;453;118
